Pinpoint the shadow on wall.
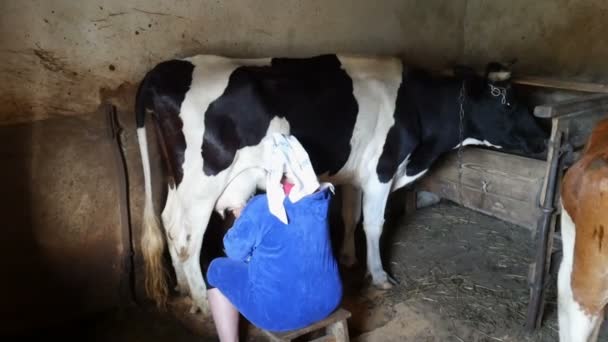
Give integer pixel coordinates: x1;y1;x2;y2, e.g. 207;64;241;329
0;109;131;335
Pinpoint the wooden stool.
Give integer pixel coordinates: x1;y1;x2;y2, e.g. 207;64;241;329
261;308;351;342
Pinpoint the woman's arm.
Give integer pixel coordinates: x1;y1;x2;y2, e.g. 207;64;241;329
223;216;256;261
222;197;266;261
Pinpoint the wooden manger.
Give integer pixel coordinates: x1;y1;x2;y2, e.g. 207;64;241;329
405;87;608;331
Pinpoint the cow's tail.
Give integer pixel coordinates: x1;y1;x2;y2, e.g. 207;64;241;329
135;72;169;310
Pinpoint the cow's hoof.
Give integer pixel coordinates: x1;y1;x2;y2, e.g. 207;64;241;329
188;295;210;316
375;281;393;290
368;272;399;290
339;254;358;268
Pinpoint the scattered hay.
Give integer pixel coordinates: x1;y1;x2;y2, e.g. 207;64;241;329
382;202;561;341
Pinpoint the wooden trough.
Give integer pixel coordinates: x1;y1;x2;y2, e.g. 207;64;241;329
408;92;608;331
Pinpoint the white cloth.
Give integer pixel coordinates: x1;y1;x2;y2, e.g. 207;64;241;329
263;133;322;224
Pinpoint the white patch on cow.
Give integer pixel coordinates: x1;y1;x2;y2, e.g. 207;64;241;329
361;180;393;287
330;55;404;287
557;203;603;342
488;71;511;82
333;55;403;184
454;137;502;149
391;154;428;191
215;168;265;217
179;55;272;182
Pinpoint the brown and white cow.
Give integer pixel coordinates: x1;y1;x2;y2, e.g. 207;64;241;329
558;117;608;341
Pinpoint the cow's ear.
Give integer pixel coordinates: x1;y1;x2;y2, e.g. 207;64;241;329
485;62;512;83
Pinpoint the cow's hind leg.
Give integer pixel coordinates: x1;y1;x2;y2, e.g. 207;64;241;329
163;186;217;315
162;187;189;296
362;182;395;290
340;184;362;267
181;204;217;315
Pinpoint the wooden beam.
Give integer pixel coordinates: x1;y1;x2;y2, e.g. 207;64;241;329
435;69;608;94
533;93;608;118
514;76;608;94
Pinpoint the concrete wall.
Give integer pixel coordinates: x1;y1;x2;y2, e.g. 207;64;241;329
2;0;606;125
0;109;133;334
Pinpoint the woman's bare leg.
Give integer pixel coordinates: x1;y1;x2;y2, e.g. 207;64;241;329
208;288;240;342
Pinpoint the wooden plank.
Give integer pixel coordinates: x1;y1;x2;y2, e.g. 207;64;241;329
415;148;546;230
310;336;337;342
514;76;608;94
420;148;546;202
419;177;542;229
436;69;608;94
533;94;608;118
269;308;351;340
328;319;350;342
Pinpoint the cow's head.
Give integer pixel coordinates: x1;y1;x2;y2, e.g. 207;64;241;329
464;62;547;155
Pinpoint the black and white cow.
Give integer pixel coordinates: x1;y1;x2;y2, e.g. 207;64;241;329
135;54;546;314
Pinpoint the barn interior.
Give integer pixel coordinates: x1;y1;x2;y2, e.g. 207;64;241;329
2;1;608;341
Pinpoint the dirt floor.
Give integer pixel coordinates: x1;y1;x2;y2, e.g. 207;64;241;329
13;199;608;341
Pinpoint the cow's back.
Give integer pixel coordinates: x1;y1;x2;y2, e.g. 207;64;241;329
181;54;403;185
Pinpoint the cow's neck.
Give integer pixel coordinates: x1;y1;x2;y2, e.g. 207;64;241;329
404;84;477;176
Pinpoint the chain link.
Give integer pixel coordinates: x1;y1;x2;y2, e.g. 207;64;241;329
489;84;507;104
457;81;466;206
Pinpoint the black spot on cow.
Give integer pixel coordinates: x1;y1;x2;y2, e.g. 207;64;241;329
135;59;194;184
378;63;546;183
376;69;420;182
378;68;470;180
201;54;358;176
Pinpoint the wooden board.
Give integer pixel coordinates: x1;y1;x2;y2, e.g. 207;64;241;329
436;69;608;94
415;148;547;230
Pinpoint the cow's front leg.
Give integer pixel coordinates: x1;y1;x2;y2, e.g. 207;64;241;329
340;184;362;267
362;182;397;290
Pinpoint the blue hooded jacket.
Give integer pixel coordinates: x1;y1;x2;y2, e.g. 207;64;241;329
207;186;342;332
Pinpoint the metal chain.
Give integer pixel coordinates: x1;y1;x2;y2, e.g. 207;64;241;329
489;84;507;104
457;81;466;206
